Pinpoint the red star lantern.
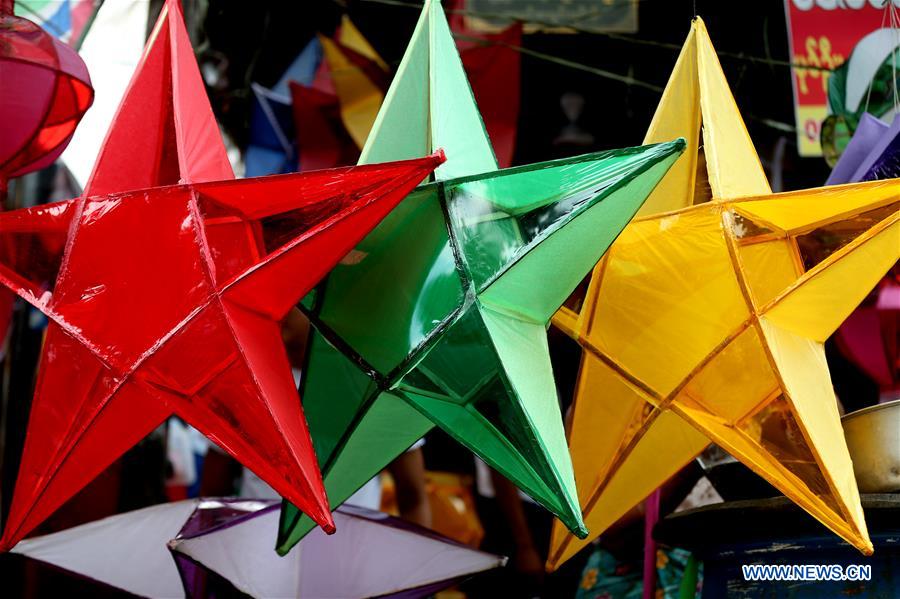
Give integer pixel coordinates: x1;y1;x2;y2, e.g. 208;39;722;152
0;0;443;551
290;82;360;172
0;0;93;187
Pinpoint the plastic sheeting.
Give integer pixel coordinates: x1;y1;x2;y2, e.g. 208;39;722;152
174;503;504;599
276;0;686;555
12;500;199;597
826;113;890;185
0;3;93;180
548;17;896;570
827;113;900;185
0;0;445;551
12;499;505;598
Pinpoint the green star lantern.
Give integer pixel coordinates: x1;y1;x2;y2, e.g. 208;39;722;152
277;0;685;553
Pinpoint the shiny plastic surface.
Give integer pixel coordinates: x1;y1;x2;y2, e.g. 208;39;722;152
277;143;684;554
0;8;93;180
0;161;442;553
276;0;686;554
12;498;506;599
278;0;683;553
548;18;896;570
0;0;444;552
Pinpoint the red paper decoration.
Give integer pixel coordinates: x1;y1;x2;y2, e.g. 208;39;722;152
0;0;93;186
290;82;360;172
0;0;443;551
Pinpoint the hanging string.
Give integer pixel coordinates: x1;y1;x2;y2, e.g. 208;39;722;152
452;31;795;132
315;20;801;132
324;0;800;133
453;31;663;92
353;0;831;72
863;0;890;114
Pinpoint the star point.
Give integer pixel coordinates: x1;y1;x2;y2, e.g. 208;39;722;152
0;0;443;551
277;0;686;554
547;19;897;570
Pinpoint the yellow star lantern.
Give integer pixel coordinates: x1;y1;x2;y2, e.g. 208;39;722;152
319;15;389;148
548;17;900;570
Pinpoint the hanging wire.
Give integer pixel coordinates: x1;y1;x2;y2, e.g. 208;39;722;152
353;0;831;72
331;0;801;132
452;31;795;132
865;1;892;113
865;0;900;114
453;31;663;92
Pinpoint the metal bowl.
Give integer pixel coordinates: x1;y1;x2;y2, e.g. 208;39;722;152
696;446;778;501
842;399;900;493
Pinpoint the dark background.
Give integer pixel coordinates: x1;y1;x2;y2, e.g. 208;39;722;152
191;0;830;189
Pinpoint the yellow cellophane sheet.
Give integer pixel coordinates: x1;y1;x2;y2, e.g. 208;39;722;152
549;17;898;570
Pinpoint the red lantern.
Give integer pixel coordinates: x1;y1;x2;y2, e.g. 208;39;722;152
0;0;93;190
